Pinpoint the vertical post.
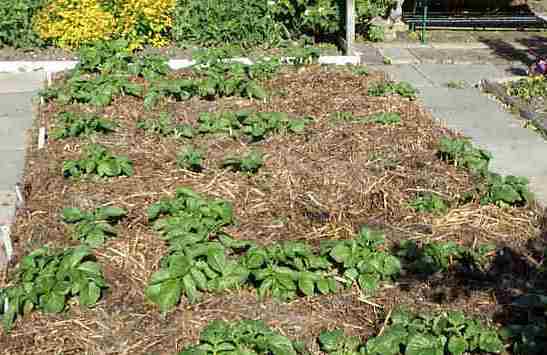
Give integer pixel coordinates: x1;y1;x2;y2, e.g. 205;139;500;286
346;0;355;55
421;5;428;44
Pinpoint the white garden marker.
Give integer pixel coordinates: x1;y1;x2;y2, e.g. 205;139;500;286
346;0;355;55
38;127;47;149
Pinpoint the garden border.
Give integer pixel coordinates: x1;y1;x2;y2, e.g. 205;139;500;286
481;79;547;135
0;56;361;74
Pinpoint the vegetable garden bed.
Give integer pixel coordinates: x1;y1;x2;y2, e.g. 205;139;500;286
1;43;546;354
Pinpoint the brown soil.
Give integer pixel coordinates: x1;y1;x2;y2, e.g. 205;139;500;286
1;65;544;354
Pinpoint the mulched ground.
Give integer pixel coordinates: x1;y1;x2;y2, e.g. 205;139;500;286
1;65;545;354
0;44;340;62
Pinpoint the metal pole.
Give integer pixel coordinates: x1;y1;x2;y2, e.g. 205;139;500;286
346;0;355;55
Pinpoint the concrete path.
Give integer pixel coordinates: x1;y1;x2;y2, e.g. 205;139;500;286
0;71;45;267
373;63;547;207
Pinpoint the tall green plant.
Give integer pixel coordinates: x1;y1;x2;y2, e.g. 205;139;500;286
172;0;283;48
0;0;47;48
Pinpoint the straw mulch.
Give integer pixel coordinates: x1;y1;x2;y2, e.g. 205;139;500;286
1;65;544;354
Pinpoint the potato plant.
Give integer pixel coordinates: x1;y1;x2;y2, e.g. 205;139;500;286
368;81;417;100
0;246;107;331
137;112;194;139
178;319;304;355
62;144;133;178
197;111;310;141
321;227;401;293
221;150;265;174
50;111;117;139
61;206;127;247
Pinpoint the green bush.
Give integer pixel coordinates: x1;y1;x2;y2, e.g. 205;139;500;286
0;0;46;48
172;0;283;48
367;24;385;42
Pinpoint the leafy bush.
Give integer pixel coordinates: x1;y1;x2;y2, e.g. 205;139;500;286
243;241;337;301
321;227;401;293
179;319;304;355
106;0;176;48
438;137;491;176
438;137;534;207
177;146;204;172
197;111;310;141
409;193;448;214
144;53;271;108
368;81;417;100
271;0;394;41
146;189;404;311
363;308;503;355
34;0;176;48
40;73;144;106
62;144;133;178
61;206;127;247
172;0;283;48
367;24;385;42
33;0;117;48
319;328;362;354
51;111;117;139
221;150;265;174
0;246;107;331
75;39;170;78
397;240;495;275
507;76;547;101
137;112;194;139
0;0;46;48
319;309;503;355
481;173;533;207
145;188;248;311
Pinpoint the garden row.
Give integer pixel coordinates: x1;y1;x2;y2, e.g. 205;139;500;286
1;41;544;354
0;0;394;50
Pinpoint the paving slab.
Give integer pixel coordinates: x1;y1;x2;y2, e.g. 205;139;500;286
0;71;45;93
0;91;35;118
415;64;512;86
0;149;26;191
378;47;420;64
414;85;547;207
371;64;434;87
353;43;385;65
0;191;16;225
408;48;524;65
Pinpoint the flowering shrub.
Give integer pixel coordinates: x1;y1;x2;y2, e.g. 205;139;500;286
33;0;175;48
109;0;176;48
33;0;116;48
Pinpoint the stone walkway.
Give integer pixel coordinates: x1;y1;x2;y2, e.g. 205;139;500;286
368;59;547;208
0;71;45;266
